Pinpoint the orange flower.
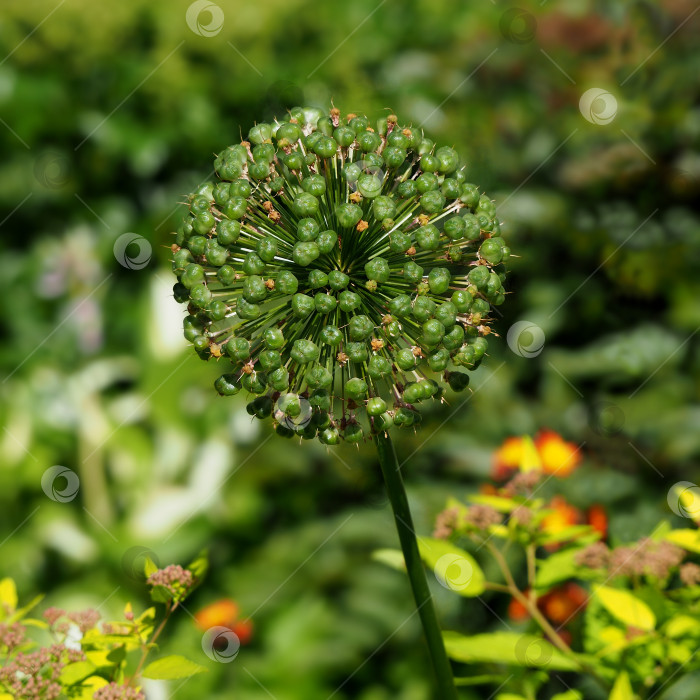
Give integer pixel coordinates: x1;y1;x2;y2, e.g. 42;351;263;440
492;431;581;481
540;583;587;625
194;599;253;644
534;430;581;477
541;496;581;536
492;436;525;481
507;595;531;622
587;504;608;540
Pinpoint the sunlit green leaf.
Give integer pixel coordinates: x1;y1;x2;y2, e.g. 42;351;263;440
443;631;580;670
142;655;208;680
417;538;485;596
594;586;655;631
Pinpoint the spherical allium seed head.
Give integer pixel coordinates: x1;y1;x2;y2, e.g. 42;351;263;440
171;106;510;444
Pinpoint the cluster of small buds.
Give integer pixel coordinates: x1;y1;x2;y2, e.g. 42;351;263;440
93;682;146;700
502;470;542;496
43;607;65;628
433;506;462;539
0;621;25;651
679;562;700;586
510;504;534;526
171;106;509;444
575;541;611;569
465;504;502;530
146;564;193;597
68;608;100;634
577;539;684;580
0;644;83;699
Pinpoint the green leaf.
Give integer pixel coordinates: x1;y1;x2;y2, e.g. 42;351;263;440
443;631;580;670
372;548;406;572
141;655;208;680
609;670;635;700
143;556;158;578
149;584;173;604
186;548;209;594
60;661;96;685
417;538;485;596
552;691;583;700
9;594;45;623
76;676;109;699
468;494;524;512
594;585;656;631
496;695;528;700
664;614;700;638
453;674;507;686
537;525;598;545
536;547;586;589
665;529;700;554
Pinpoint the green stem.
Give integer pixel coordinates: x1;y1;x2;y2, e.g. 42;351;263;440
373;432;458;699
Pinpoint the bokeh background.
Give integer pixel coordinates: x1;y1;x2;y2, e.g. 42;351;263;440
1;0;699;697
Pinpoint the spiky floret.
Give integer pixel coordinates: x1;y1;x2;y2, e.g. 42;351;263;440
171;106;509;444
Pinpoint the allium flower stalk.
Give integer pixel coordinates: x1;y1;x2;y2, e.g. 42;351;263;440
170;106;510;699
172;106;508;444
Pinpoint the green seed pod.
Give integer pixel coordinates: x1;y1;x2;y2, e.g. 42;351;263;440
216;219;241;245
314;293;337;314
336;203;363;228
328;270;349;290
345;377;368;400
365;258;391;283
412;296;436;322
276;271;299;295
242;252;265;275
373;195;397;220
293;242;320;267
320;325;343;345
297;218;320;241
396;348;417;371
349;315;374;340
403;261;424;284
428;268;451;294
415;225;440;250
338;291;361;312
317;230;338;254
368;355;392;379
242;371;267;395
309;270;329;288
306;366;333;390
291;339;320;364
292;293;315;318
345;342;368;363
215;373;241;396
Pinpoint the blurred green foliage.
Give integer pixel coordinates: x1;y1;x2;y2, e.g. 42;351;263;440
0;0;699;697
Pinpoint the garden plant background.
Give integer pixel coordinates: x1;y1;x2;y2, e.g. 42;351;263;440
1;0;699;698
